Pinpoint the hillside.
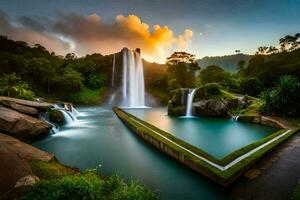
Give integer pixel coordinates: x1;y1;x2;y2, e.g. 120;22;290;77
197;54;252;72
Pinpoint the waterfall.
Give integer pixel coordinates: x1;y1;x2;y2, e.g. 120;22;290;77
71;105;79;116
185;88;197;117
60;110;74;125
121;48;145;107
38;111;59;134
232;116;239;122
111;54;115;87
52;104;62;109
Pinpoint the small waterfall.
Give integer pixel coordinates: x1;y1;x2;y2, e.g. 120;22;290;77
111;54;115;87
71;105;79;116
232;116;239;122
38;111;59;134
185;88;197;117
52;104;62;109
121;48;145;107
60;110;74;125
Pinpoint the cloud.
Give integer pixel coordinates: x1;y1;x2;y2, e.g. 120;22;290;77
0;11;72;55
0;11;194;62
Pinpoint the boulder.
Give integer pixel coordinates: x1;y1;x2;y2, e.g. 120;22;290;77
15;175;40;188
194;99;228;117
49;109;64;125
0;133;54;195
0;107;51;141
1;100;38;116
0;96;51;111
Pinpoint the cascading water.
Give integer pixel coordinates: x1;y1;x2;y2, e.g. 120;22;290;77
232;116;239;122
71;105;79;116
111;54;115;87
38;111;59;133
60;110;74;125
121;48;145;107
185;88;197;117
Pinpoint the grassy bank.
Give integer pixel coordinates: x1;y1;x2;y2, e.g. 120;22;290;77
114;107;299;186
65;87;107;105
10;160;159;200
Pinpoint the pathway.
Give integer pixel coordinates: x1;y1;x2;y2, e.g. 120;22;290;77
230;130;300;200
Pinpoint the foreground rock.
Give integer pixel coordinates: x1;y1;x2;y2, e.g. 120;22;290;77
0;96;51;111
1;100;38;116
0;107;51;141
168;84;247;117
0;133;54;195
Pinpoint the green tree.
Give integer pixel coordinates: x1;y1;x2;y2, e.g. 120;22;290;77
0;73;34;99
240;77;262;96
86;74;107;89
0;73;21;97
166;52;200;90
279;33;300;52
198;65;230;85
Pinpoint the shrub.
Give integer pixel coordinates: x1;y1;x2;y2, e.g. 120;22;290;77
20;172;104;200
167;78;179;91
201;83;221;95
260;75;300;116
86;74;107;89
240;77;262;96
20;171;159;200
111;181;158;200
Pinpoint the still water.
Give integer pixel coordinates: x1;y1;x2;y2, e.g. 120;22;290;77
33;106;266;200
126;108;277;158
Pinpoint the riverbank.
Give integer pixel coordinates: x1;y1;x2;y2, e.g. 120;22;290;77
0;97;159;199
0;132;78;199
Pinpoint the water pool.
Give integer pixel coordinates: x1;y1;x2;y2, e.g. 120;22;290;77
125;108;278;159
33;106;229;200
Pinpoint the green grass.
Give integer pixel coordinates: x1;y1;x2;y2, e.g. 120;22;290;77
292;180;300;200
231;100;263;116
114;107;299;186
20;170;159;200
30;160;79;180
66;86;107;105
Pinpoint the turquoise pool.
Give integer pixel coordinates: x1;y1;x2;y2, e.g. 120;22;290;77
125;108;278;159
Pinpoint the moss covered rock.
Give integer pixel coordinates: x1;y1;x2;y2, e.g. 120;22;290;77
168;83;245;117
49;109;64;125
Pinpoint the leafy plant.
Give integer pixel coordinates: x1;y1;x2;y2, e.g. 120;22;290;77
20;170;159;200
111;181;158;200
0;73;34;99
260;75;300;116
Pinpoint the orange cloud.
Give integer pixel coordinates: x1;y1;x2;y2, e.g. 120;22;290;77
0;11;194;63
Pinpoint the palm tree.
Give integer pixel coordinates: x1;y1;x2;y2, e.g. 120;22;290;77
0;73;21;97
0;73;34;99
15;82;32;97
260;75;300;116
273;75;300;116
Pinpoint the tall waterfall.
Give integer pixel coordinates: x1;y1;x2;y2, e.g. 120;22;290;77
185;88;197;117
121;48;145;107
111;54;115;87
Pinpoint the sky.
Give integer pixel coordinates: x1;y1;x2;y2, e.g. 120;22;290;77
0;0;299;63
